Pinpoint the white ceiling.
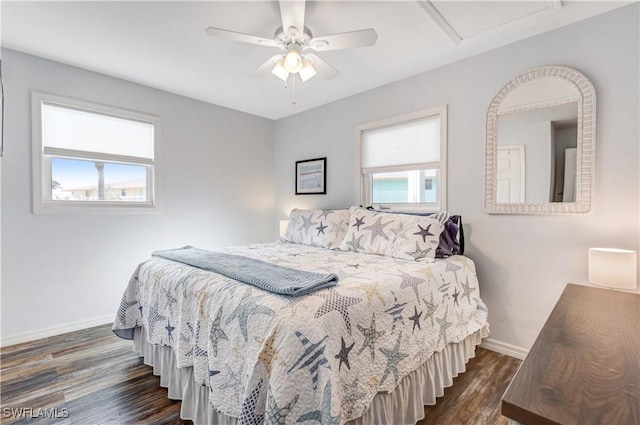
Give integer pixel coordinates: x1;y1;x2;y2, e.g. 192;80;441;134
0;1;630;120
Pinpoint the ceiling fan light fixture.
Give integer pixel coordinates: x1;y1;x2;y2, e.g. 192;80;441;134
299;59;317;82
271;59;289;82
206;1;379;85
283;48;303;73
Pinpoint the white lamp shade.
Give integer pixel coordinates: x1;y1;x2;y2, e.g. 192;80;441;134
279;220;289;238
299;59;317;82
284;49;303;73
271;59;289;82
588;248;637;289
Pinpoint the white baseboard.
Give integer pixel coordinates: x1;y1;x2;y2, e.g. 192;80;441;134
1;314;114;348
480;337;528;360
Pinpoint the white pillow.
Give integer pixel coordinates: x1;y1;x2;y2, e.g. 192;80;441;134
284;209;350;249
339;207;443;261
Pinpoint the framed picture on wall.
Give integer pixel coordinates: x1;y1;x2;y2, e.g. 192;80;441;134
296;157;326;195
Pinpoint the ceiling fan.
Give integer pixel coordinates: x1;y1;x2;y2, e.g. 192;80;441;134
205;0;378;84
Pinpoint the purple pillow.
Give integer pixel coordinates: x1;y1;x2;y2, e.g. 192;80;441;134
437;215;463;257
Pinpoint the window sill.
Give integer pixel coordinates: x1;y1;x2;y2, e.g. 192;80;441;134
34;200;159;214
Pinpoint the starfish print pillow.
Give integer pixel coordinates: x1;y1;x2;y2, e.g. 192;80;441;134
283;209;350;249
339;206;444;261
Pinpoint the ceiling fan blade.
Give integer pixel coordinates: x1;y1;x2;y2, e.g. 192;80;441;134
309;29;378;51
205;27;277;47
251;55;283;77
279;0;306;40
305;54;339;80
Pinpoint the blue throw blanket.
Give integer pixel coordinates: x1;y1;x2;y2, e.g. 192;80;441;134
152;246;338;297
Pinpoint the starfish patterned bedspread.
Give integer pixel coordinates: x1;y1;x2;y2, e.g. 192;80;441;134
112;241;489;424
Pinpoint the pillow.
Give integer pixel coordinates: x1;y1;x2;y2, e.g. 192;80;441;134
438;215;464;257
339;207;443;261
284;209;350;249
365;206;464;257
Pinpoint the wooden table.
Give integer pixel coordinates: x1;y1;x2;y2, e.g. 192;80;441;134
501;283;639;425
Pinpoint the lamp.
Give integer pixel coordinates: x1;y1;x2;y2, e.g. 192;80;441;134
299;59;317;82
279;220;289;238
283;49;303;73
271;59;289;82
271;48;317;83
588;248;637;289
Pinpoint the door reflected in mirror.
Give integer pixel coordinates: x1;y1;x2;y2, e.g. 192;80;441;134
497;103;578;203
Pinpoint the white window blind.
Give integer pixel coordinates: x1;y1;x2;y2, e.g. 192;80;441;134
42;103;154;163
361;116;440;172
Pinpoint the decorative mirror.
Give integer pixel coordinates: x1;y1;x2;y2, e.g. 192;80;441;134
484;66;596;214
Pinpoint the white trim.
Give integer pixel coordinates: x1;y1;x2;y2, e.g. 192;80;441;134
354;127;363;207
548;0;563;10
440;105;448;211
356;105;448;212
37;200;158;214
357;106;445;133
415;1;462;45
498;96;579;117
480;337;528;360
0;314;114;347
39;92;159;125
31;91;161;214
416;0;562;46
362;162;440;175
43;147;154;166
461;6;560;45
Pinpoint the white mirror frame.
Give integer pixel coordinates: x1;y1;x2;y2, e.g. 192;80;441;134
484;65;596;214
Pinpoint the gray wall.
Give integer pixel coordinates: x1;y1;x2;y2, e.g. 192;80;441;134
274;5;639;351
1;49;276;343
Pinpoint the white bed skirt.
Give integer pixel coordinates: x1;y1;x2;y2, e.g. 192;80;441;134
132;325;489;425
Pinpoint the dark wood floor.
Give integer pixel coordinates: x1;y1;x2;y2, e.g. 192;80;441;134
1;324;520;425
419;346;521;425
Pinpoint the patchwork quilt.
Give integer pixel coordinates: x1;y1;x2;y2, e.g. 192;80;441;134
113;242;488;424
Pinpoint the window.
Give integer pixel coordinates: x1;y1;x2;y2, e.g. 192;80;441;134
357;105;447;211
32;92;159;213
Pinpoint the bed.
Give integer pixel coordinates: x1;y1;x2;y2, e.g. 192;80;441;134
112;207;489;425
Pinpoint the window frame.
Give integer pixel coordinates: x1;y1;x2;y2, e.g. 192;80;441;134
31;92;160;214
355;105;448;212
